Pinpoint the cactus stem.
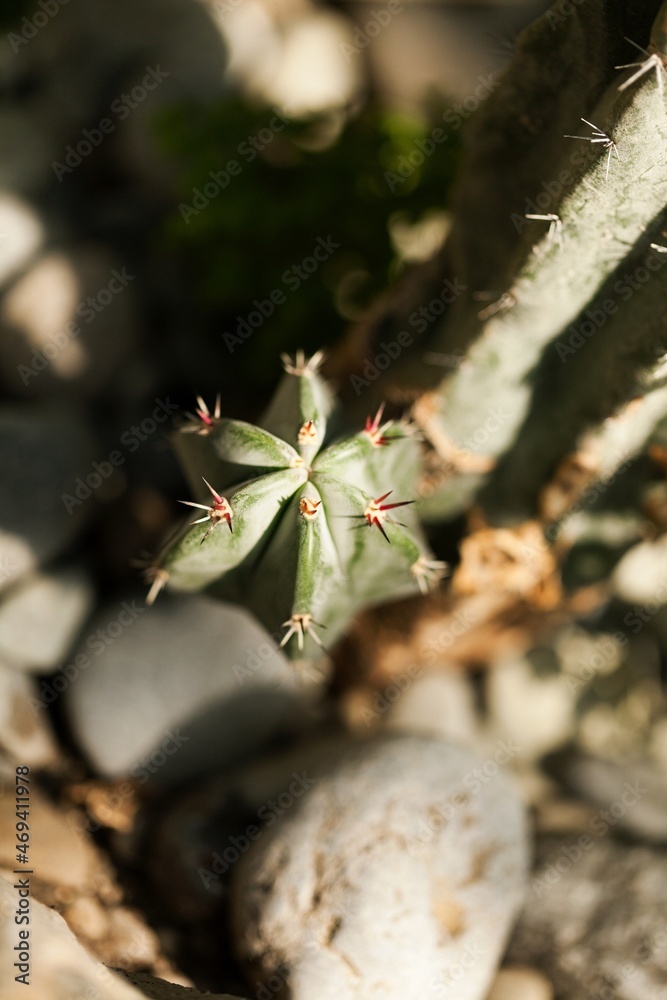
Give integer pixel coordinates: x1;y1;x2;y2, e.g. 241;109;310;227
410;555;449;595
281;349;326;377
298;419;318;446
180;477;234;543
299;497;321;519
564;118;620;182
364;403;393;447
182;393;222;435
616;37;667;99
361;491;416;542
279;613;327;652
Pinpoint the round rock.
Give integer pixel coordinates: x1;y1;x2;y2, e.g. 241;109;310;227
0;565;93;672
231;734;529;1000
0;875;142;1000
0;406;95;592
65;592;319;783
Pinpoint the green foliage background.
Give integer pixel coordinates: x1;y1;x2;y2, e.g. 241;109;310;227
157;98;462;391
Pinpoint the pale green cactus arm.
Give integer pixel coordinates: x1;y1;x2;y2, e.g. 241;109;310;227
148;353;444;659
402;0;667;524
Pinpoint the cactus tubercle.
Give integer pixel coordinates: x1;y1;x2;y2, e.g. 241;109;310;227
180;477;234;543
361;492;416;543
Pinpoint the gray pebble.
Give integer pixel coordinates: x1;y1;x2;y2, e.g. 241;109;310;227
65;592;321;783
509;834;667;999
0;565;93;671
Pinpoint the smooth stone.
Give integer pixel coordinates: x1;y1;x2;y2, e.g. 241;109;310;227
150;732;346;923
65;592;320;783
232;734;529;1000
0;0;227;195
0;248;138;398
486;654;576;760
384;670;480;743
544;749;667;844
486;966;553;1000
215;5;360;115
611;535;667;604
0;875;142;1000
508;835;667;999
260;11;361;115
0;193;44;290
0;565;93;672
0;665;59;767
0;407;95;593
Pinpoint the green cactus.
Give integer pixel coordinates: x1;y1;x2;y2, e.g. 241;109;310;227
147;352;445;658
354;0;667;532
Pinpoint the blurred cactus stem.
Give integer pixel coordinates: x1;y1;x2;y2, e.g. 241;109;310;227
389;0;667;524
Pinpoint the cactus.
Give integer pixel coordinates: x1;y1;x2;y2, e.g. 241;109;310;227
349;0;667;533
147;0;667;658
147;352;445;658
